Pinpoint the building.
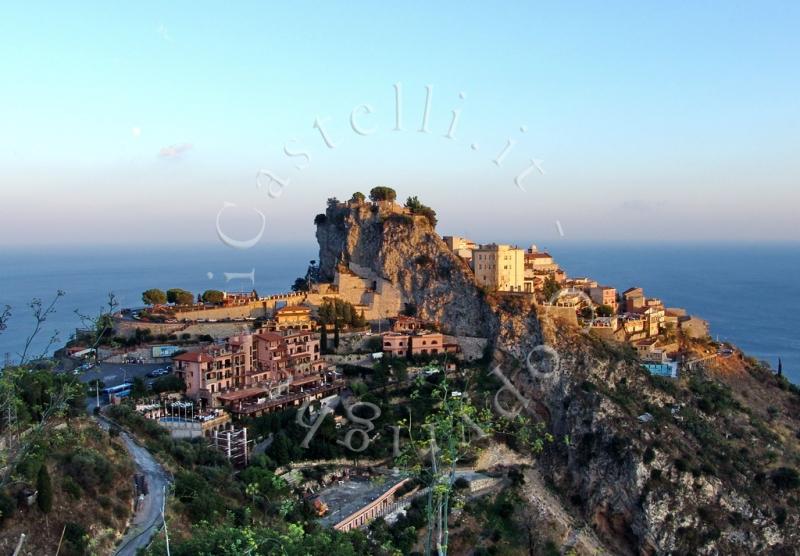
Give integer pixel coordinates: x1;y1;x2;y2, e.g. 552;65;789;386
173;334;254;405
272;305;315;331
472;244;525;292
382;331;459;359
442;235;477;261
621;313;648;341
622;287;645;313
389;315;435;333
523;246;567;293
590;316;624;341
173;329;324;407
589;286;618;312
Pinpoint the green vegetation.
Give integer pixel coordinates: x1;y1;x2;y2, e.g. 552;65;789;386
202;289;225;304
151;374;186;393
770;467;800;490
167;288;195;306
36;464;53;513
317;298;367;327
404;195;438;227
542;276;560;301
142;288;167;305
350;191;366;203
596;304;614;317
291;277;309;292
369;186;397;203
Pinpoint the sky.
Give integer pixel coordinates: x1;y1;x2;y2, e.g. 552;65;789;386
0;1;798;248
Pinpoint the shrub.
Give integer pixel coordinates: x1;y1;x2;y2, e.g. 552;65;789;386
770;467;800;490
63;522;88;555
62;477;82;500
0;491;15;524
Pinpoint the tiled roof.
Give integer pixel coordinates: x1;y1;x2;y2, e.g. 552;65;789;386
172;351;215;363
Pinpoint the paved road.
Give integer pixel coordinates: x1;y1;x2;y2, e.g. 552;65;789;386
76;362;168;388
92;406;171;556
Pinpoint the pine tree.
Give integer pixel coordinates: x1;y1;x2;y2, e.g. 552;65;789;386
37;464;53;513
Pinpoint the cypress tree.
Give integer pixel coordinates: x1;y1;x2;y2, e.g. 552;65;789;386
320;324;328;354
37;464;53;513
334;320;340;348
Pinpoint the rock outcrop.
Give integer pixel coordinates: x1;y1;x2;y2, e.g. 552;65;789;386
315;200;498;338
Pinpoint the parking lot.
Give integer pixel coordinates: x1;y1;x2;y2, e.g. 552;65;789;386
75;362;172;388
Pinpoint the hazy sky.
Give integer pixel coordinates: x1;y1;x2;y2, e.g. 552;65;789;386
1;2;798;247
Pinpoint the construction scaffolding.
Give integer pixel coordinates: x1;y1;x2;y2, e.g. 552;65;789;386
212;426;251;467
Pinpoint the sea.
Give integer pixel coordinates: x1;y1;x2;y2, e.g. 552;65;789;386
1;242;798;384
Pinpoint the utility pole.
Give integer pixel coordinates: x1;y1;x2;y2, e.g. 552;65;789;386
162;484;171;556
12;533;26;556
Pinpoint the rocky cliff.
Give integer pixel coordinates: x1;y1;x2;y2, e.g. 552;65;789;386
315;200;498;337
315;197;800;554
492;303;800;555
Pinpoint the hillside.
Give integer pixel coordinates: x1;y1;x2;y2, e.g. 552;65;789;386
316;195;800;554
0;418;135;556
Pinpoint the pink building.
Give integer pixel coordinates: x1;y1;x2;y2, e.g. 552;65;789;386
174;329;323;407
382;331;458;358
589;286;618;312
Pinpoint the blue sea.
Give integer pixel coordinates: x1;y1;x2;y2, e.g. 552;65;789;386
1;242;798;383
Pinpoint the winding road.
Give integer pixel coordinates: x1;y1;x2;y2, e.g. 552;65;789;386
89;400;171;556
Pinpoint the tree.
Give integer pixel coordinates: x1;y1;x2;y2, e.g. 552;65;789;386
404;196;438;227
152;374;185;394
314;213;327;226
350;191;366;204
353;309;367;329
597;304;614;317
291;277;309;293
542;276;560;301
142;289;166;306
36;464;53;513
320;325;328;354
333;320;340;349
130;377;148;398
369;186;397;203
202;290;225;304
167;288;194;306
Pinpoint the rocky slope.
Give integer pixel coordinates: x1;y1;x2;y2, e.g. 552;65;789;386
315;199;497;337
491;298;800;555
315;197;800;554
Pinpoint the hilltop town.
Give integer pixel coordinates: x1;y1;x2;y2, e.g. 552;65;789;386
4;188;799;555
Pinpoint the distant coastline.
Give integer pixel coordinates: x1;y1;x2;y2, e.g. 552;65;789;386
1;242;797;382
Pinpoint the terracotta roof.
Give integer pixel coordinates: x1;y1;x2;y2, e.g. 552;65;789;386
217;387;267;401
172;351;215;363
255;332;284;343
275;305;311;314
291;375;323;386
